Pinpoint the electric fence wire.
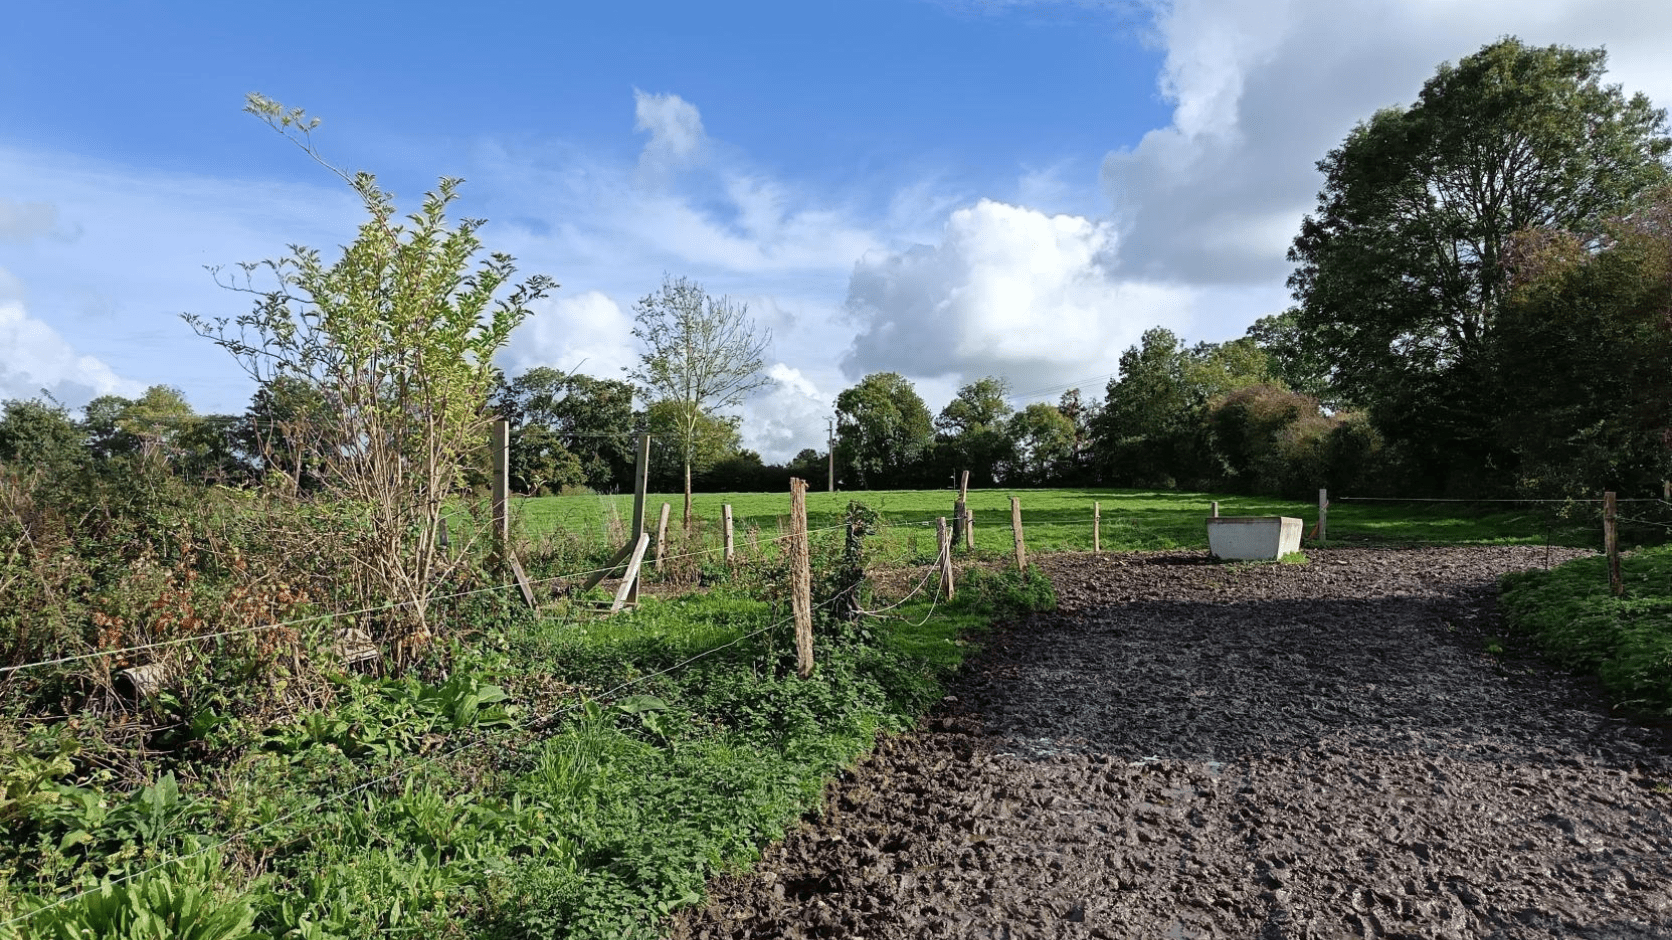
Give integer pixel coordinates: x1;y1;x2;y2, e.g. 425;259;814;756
0;521;856;679
0;586;860;932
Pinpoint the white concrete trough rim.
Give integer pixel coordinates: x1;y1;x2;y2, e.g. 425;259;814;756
1207;515;1303;561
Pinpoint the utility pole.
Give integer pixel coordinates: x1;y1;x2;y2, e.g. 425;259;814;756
827;417;836;492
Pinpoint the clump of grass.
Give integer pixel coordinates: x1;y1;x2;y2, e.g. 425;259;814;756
1499;545;1672;717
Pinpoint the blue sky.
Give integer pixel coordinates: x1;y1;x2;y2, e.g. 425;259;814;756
4;0;1672;460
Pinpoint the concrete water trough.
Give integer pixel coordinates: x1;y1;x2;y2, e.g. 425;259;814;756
1207;516;1303;561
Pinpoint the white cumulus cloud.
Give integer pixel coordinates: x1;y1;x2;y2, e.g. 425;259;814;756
841;199;1196;393
735;363;830;464
498;290;641;381
0;295;145;406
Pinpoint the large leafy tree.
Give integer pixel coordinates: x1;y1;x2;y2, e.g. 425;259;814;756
1002;402;1077;486
1495;189;1672;496
629;275;772;526
1289;38;1671;491
833;372;934;489
934;376;1014;488
494;368;635;491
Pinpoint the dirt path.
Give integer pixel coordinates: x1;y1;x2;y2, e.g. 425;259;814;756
673;547;1672;939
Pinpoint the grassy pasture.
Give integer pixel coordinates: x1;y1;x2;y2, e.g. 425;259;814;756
509;486;1614;564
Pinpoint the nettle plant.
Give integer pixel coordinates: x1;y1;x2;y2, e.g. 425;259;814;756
186;94;554;655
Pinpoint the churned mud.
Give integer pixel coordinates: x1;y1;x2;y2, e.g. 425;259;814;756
673;547;1672;939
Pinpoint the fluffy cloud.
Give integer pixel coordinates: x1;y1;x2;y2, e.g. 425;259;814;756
0;295;144;406
634;89;707;176
841;199;1196;393
498;290;640;380
1102;0;1672;290
734;363;830;463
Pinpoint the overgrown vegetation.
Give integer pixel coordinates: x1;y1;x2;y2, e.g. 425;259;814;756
1500;547;1672;717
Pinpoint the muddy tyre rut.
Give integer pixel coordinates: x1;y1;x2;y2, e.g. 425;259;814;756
673;547;1672;939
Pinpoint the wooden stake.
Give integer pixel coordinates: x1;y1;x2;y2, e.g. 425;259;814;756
952;470;970;548
937;516;955;600
653;502;671;572
1093;501;1101;554
491;417;510;544
1010;496;1026;572
630;431;650;541
1605;490;1622;597
610;533;651;614
1318;488;1328;546
507;554;536;608
790;478;814;678
723;504;735;562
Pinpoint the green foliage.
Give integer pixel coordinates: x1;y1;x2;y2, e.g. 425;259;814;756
834;372;935;489
7;856;256;940
933;377;1015;487
0;398;84;475
1289;37;1672;494
493;368;636;493
262;675;515;761
1501;546;1672;716
956;565;1057;619
1497;190;1672;499
1002;403;1078;487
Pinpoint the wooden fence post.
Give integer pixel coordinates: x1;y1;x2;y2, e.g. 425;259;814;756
952;470;969;549
790;479;814;678
1318;488;1328;546
491;417;510;545
937;516;955;600
723;504;735;562
1211;501;1219;518
611;533;651;614
1010;496;1026;572
653;502;671;571
1605;491;1622;597
1093;501;1101;554
630;432;650;540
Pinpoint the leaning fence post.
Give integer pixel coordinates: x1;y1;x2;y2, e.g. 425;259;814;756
937;516;955;600
653;502;671;571
790;478;814;678
723;504;735;562
1605;491;1622;597
952;470;970;549
1093;501;1101;554
1318;488;1328;546
1010;496;1026;572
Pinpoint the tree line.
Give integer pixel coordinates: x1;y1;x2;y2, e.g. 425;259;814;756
4;38;1670;505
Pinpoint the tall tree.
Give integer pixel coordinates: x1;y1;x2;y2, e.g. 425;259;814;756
833;372;934;489
1288;38;1671;491
934;376;1014;487
1002;402;1077;486
628;274;772;525
642;400;743;492
494;368;635;491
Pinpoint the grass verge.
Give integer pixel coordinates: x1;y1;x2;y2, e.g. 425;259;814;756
1500;546;1672;717
0;563;1052;940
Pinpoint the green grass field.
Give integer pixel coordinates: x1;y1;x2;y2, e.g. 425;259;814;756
508;486;1616;567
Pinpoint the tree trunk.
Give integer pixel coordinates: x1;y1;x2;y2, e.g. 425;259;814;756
684;459;693;530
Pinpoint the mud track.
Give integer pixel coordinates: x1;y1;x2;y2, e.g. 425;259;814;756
674;547;1672;939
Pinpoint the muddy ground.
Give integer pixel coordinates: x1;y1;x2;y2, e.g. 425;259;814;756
672;546;1672;939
